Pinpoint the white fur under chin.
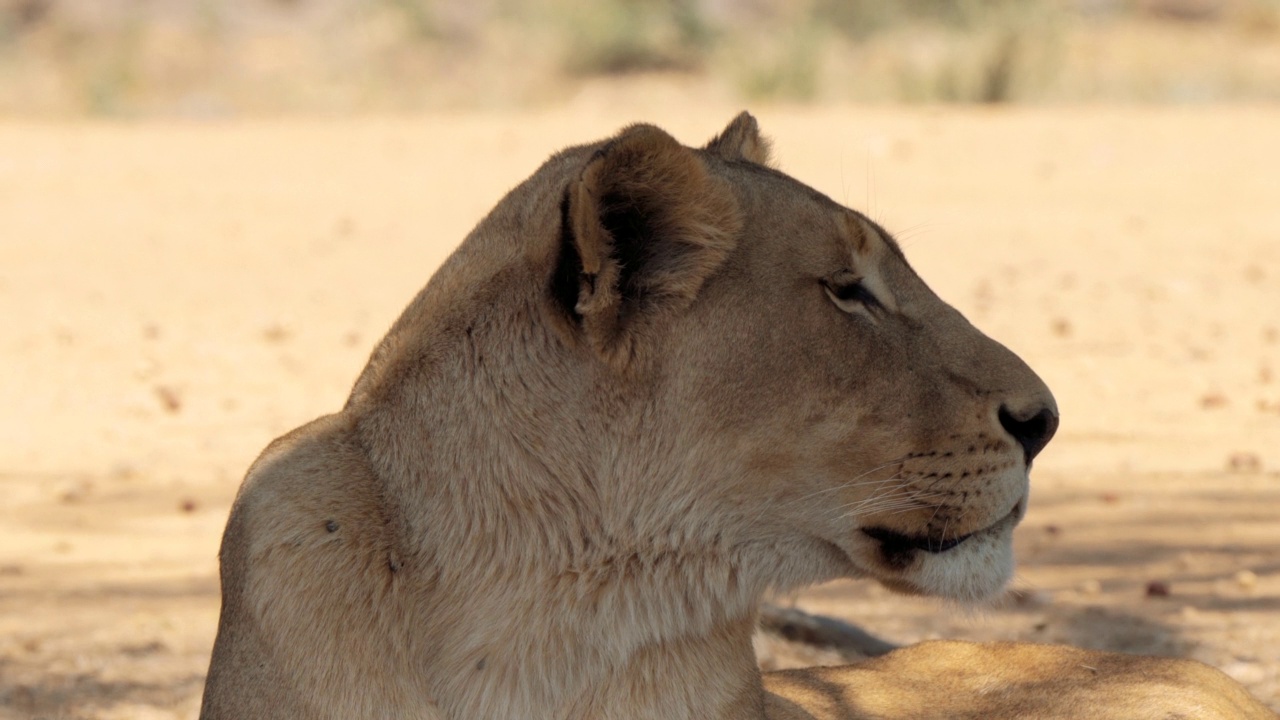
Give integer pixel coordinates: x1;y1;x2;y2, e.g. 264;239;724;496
910;527;1016;604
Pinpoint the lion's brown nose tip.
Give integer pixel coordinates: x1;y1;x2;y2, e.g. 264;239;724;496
998;405;1059;465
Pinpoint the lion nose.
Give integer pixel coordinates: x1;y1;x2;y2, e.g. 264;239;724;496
998;405;1059;465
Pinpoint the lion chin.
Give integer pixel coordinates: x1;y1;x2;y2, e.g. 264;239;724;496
847;493;1028;604
198;113;1276;720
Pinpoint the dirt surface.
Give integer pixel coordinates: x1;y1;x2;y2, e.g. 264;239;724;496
2;104;1278;718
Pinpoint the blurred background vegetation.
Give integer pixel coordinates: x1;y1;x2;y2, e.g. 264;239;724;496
0;0;1277;116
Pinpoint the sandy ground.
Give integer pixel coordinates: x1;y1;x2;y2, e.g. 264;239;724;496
1;103;1278;718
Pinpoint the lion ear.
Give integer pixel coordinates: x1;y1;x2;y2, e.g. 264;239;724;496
557;123;740;365
704;111;773;166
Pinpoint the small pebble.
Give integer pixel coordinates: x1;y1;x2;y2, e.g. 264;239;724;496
1235;570;1259;590
263;323;291;343
1199;392;1228;409
1145;580;1171;598
154;385;183;414
1227;452;1262;473
57;480;92;504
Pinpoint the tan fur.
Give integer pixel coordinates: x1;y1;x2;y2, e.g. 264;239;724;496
705;111;774;166
201;116;1276;719
766;641;1275;719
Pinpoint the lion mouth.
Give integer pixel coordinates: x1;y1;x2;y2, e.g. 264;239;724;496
861;498;1025;556
861;526;972;554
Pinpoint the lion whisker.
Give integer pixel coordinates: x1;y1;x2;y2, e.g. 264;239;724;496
789;456;912;504
836;486;909;514
837;491;948;520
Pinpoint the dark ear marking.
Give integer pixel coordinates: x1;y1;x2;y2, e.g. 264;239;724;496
704;111;773;166
557;123;741;366
549;188;585;323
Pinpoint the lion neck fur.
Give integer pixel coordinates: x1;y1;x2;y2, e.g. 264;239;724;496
344;150;797;719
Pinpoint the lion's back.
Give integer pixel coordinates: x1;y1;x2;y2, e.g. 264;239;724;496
763;640;1276;720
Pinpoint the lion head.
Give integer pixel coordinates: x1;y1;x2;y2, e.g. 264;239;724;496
351;112;1058;610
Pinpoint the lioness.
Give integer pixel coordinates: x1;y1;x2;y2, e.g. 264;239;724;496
201;114;1275;719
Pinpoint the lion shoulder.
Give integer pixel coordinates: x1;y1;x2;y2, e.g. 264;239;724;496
204;412;436;719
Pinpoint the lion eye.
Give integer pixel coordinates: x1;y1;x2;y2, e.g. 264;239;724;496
823;278;881;312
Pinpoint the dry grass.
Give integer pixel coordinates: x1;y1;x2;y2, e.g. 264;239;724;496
1;0;1279;116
